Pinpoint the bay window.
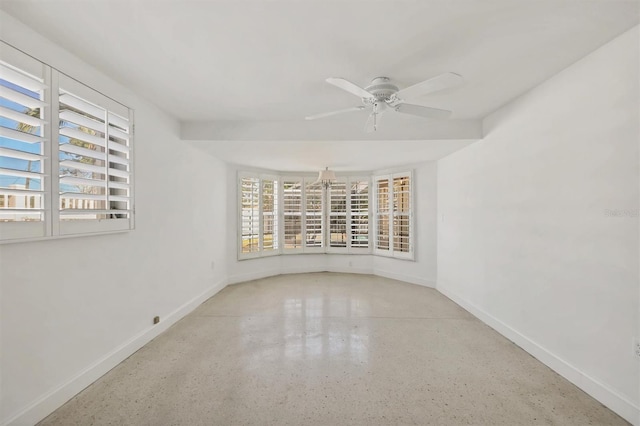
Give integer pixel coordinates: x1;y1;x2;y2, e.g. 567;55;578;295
238;171;412;260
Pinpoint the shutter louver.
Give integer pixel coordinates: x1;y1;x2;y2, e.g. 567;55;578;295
393;175;410;253
283;179;302;249
350;180;369;249
329;181;347;248
107;111;131;218
262;179;278;251
376;177;390;250
58;90;108;219
58;78;132;223
305;181;323;247
240;177;259;253
0;59;46;223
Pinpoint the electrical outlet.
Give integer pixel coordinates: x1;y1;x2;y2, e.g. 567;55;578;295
634;338;640;359
348;261;353;267
210;261;215;270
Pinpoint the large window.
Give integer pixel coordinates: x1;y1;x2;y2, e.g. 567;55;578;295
305;180;323;249
349;180;369;249
0;43;134;242
238;172;410;260
262;178;278;252
374;172;413;259
329;181;347;249
282;178;303;250
240;177;259;254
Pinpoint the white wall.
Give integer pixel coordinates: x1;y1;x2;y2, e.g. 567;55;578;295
225;162;438;287
437;26;639;425
0;12;228;425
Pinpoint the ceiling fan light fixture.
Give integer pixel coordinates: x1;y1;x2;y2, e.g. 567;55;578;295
309;73;464;131
318;167;336;189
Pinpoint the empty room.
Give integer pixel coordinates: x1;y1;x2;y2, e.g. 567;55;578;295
0;1;638;425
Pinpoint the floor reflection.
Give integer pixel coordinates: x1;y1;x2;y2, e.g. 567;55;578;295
241;295;371;368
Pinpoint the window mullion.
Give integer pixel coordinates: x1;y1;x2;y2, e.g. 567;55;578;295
258;177;264;253
104;109;110;215
388;176;394;256
322;184;328;253
345;177;352;251
278;179;284;254
301;177;307;253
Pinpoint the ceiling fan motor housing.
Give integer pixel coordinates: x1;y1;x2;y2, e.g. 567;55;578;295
364;77;399;105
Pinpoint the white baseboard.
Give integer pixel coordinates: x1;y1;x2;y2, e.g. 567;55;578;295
373;268;436;288
227;266;374;285
437;283;640;426
3;279;228;426
323;267;373;275
226;268;282;285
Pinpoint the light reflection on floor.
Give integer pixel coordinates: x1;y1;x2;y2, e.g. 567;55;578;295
241;296;370;367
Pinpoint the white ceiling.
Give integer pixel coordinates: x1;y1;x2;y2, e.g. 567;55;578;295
1;0;638;170
189;139;478;172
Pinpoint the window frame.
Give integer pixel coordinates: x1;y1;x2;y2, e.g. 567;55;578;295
373;171;414;260
325;176;372;255
238;172;393;260
346;177;372;254
0;42;135;244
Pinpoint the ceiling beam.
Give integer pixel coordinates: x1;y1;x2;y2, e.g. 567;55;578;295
181;119;483;142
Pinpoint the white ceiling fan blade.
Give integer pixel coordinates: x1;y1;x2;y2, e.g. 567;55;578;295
395;72;463;100
326;78;374;99
394;103;452;119
305;106;365;120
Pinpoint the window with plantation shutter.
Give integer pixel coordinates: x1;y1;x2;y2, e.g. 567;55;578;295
57;74;133;234
393;175;411;253
305;180;323;248
236;172;409;260
0;46;48;240
375;177;390;251
240;176;260;254
0;43;135;243
329;181;347;248
349;180;369;249
262;178;278;252
374;172;413;259
282;178;302;250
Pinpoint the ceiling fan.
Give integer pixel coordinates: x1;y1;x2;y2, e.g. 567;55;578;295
305;72;463;132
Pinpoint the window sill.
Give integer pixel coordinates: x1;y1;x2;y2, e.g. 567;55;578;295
237;250;415;262
0;221;133;245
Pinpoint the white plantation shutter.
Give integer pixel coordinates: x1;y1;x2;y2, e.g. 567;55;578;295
262;178;278;252
107;111;132;216
329;181;347;248
349;180;369;250
305;180;323;248
374;172;413;259
375;176;390;251
282;178;302;250
393;175;411;254
0;45;48;240
0;43;135;242
57;74;133;234
236;172;408;260
240;176;260;254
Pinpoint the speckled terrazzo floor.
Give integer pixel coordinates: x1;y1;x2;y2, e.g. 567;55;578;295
38;273;628;425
